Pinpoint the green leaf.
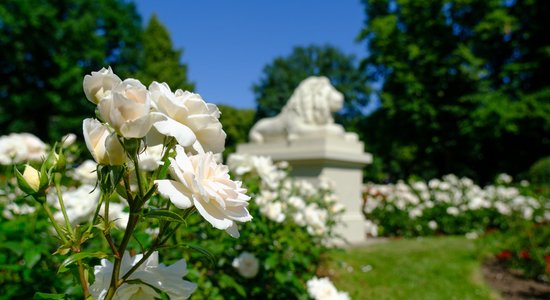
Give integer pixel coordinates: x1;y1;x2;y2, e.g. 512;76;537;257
186;244;215;265
58;251;109;274
143;209;185;223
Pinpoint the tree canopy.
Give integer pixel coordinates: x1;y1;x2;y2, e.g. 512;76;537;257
0;2;194;142
359;0;550;182
0;0;143;140
252;45;371;129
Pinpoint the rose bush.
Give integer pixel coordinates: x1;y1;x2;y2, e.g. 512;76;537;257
0;68;349;299
363;174;549;237
363;173;550;280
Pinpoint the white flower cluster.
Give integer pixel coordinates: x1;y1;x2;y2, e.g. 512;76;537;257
82;67;225;160
227;153;285;189
0;133;47;165
83;67;252;238
363;174;549;232
307;276;350;300
227;154;344;238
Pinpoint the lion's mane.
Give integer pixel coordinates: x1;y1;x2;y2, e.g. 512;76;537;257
249;76;344;143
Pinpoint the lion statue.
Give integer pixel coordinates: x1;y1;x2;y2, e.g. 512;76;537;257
249;76;357;143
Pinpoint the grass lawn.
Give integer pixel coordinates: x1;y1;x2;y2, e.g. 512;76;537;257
325;236;499;300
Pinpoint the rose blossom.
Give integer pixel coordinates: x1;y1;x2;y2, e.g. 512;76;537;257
260;201;285;223
83;66;122;104
148;82;226;153
90;251;196;300
0;133;47;165
307;277;350;300
70;160;98;184
155;145;252;238
232;252;260;278
97;78;162;138
83;118;126;165
137;144;165;171
227;154;283;188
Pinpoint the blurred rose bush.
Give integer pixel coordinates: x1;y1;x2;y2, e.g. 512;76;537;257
363;173;550;280
363;174;548;237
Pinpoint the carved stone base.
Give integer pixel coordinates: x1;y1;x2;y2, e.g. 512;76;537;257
237;135;372;244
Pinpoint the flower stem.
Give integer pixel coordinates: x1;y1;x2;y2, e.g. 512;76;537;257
77;259;90;299
54;173;74;236
121;223;167;281
41;202;68;243
104;212;140;300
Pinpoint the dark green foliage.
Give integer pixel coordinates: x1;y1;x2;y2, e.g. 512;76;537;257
528;156;550;197
0;0;143;141
133;15;194;91
218;105;255;158
359;0;550;182
529;156;550;185
252;44;371;134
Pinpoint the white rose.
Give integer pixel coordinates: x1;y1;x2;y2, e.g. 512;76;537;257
155;145;252;238
98;79;161;138
70;160;98;184
19;133;47;161
0;134;28;164
83;66;122;104
90;251;196;300
149;82;226;153
260;201;285;223
232;252;260;278
137;144;165;171
446;206;460;216
82;118;126;165
307;277;350;300
0;133;47;165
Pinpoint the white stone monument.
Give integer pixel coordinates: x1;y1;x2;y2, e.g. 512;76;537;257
237;76;372;243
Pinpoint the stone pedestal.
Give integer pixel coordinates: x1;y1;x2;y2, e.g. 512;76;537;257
237;135;372;244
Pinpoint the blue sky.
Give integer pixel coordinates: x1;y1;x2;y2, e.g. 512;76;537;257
133;0;366;109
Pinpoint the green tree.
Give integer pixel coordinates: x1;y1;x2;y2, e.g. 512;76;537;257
134;14;194;91
359;0;550;182
218;105;255;157
252;45;370;130
0;0;143;141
